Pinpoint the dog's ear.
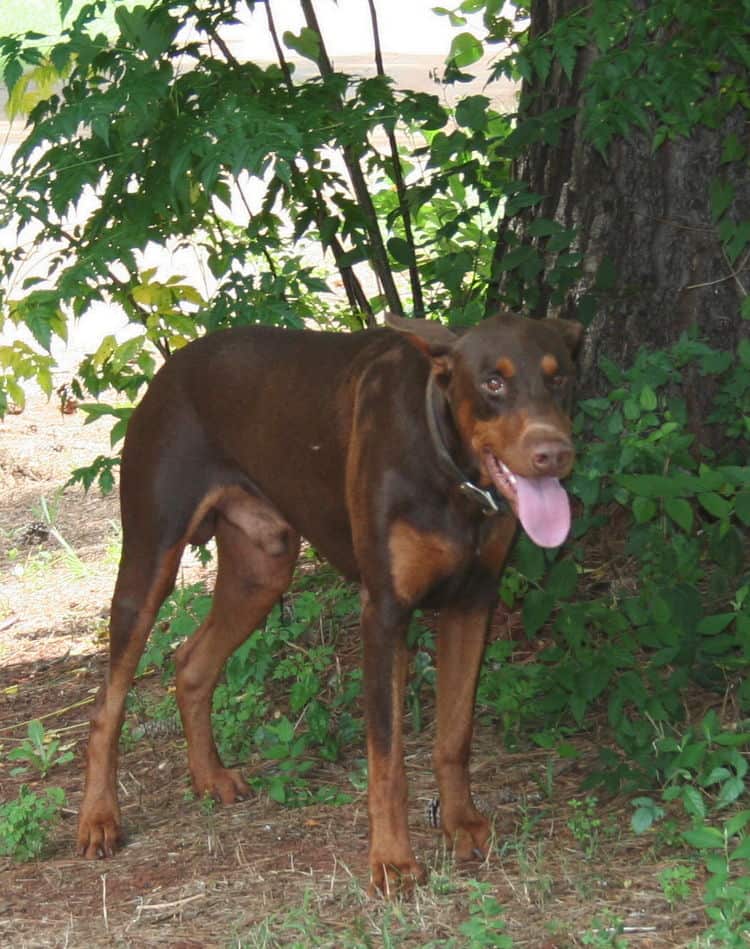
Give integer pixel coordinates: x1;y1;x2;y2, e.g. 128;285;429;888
384;313;457;382
544;318;584;358
384;313;458;350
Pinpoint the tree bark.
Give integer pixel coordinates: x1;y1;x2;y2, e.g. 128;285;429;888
490;0;750;414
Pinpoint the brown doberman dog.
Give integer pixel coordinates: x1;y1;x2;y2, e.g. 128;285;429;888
77;310;582;893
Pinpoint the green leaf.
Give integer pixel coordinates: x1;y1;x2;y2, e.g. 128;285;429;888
58;0;75;23
721;133;745;163
701;766;731;787
715;732;750;747
632;496;657;523
495;245;537;272
681;786;706;820
27;720;44;746
447;32;484;68
514;535;546;581
734;490;750;526
631;804;660;834
730;836;750;862
664;497;693;533
545;560;577;600
594;256;616;291
504;191;545;215
110;417;130;448
387;236;412;266
528;44;551;81
527;218;564;238
282;27;320;62
639;385;657;410
697;614;735;635
618;474;685;499
268;776;286;803
569;692;587;725
709;178;734;222
522;589;554;637
725;220;750;265
556;41;577;81
725;810;750;836
455;95;490;131
698;492;732;520
3;58;22;96
717;776;744;809
682;825;724;849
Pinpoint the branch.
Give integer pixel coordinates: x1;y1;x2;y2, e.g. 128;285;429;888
204;22;240;68
299;0;404;316
266;0;374;325
367;0;424;316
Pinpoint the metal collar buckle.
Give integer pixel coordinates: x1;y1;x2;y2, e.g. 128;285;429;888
458;481;505;517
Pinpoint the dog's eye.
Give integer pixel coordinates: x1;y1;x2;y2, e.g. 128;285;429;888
483;375;506;395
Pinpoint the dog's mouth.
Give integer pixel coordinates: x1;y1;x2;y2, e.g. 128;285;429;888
483;449;571;548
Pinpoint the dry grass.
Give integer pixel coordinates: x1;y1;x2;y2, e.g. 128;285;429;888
0;392;711;947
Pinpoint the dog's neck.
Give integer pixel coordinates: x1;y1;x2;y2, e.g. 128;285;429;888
424;374;507;517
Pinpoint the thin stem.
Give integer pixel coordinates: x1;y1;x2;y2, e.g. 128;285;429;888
266;0;374;325
367;0;424;316
300;0;403;315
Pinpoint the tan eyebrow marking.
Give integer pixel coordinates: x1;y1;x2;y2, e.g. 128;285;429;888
541;354;558;376
496;357;516;378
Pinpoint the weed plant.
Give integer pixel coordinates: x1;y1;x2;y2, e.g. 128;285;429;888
0;784;66;861
7;719;74;778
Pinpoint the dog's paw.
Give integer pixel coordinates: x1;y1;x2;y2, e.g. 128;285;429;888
77;800;123;859
444;808;491;862
432;797;491;861
193;766;250;804
367;857;427;898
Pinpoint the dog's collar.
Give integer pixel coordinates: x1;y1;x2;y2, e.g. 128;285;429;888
424;375;507;517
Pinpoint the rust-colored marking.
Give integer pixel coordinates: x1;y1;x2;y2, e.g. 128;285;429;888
471;410;529;479
455;397;476;448
541;353;559;376
388;520;462;604
496;356;516;378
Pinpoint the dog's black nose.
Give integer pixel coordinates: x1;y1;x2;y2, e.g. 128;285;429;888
531;440;573;477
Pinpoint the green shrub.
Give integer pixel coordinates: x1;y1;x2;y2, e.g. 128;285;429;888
0;784;66;861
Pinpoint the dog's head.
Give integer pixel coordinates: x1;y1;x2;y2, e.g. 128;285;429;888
387;311;583;547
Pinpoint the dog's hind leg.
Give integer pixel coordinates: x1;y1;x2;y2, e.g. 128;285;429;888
77;527;185;858
173;490;299;803
78;422;225;859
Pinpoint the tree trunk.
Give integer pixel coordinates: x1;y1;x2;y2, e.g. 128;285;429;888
490;0;749;415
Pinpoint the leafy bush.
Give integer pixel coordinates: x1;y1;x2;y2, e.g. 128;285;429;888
0;785;66;861
479;334;749;779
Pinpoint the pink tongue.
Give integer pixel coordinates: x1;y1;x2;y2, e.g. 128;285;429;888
515;475;571;548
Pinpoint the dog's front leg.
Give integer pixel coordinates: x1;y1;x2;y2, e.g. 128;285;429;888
433;605;492;861
361;591;424;896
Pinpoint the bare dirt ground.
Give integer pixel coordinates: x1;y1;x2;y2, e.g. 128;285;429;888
0;392;710;947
